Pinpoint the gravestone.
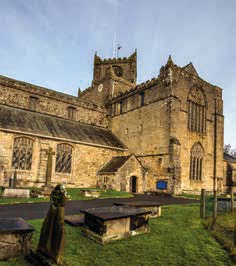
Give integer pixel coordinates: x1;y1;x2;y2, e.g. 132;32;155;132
26;184;68;265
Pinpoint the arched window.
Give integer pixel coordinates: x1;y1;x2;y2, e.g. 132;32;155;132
112;65;123;77
12;137;33;170
188;86;206;133
189;142;204;180
55;144;73;174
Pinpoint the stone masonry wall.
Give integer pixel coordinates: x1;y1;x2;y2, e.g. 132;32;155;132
0;130;125;188
0;75;107;127
111;82;171;191
170;65;224;193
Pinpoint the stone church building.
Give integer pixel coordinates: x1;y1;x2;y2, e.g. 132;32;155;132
0;51;231;194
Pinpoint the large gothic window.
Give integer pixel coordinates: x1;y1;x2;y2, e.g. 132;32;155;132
189;142;204;181
55;144;73;174
12;137;33;170
188;86;206;133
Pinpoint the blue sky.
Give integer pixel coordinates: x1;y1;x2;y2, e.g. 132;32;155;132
0;0;235;147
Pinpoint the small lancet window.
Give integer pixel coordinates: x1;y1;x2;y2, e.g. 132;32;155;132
119;101;124;114
55;144;73;174
140;92;145;106
68;106;76;120
29;96;38;111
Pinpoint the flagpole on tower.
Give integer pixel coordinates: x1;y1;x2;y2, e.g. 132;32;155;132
113;32;116;58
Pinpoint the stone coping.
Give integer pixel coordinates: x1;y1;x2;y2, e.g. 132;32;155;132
81;206;151;221
113;201;163;207
0;218;34;234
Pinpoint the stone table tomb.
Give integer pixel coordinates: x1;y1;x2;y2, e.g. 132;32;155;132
81;206;151;244
1;188;30;198
0;218;34;260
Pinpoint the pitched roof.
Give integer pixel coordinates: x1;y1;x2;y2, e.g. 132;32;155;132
224;152;236;163
182;62;198;76
98;155;131;174
0;104;126;149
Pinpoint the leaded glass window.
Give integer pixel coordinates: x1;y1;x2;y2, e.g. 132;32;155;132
188;86;206;133
12;137;33;170
55;144;73;174
189;142;204;181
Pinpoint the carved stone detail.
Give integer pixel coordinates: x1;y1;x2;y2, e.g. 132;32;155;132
188;86;206;106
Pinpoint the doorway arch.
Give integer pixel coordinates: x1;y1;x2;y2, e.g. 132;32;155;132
130;176;137;193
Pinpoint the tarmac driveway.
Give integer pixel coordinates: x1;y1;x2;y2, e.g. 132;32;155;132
0;194;198;220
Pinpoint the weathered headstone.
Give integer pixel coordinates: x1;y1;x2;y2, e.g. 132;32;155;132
26;184;68;265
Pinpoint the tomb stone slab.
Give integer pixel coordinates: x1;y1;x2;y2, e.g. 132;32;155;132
0;218;34;260
1;188;30;198
114;201;162;218
80;189;101;198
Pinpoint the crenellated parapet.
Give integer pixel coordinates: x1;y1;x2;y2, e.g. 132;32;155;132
93;50;137;85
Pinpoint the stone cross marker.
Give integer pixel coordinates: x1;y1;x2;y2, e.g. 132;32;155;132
45;147;55;187
12;169;17;188
37;184;68;264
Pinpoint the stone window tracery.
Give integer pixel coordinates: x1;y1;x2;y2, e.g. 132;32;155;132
12;137;33;170
55;144;73;174
189;142;204;181
188;86;206;133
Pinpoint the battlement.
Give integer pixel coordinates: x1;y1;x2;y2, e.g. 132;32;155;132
93;50;137;85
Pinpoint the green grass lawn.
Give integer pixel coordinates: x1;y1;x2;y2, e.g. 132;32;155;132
0;188;132;205
0;204;234;266
203;212;236;262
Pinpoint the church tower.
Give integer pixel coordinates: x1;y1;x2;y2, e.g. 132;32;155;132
92;50;137;85
79;51;137;107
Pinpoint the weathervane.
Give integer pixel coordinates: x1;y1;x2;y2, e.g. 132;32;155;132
117;44;122;58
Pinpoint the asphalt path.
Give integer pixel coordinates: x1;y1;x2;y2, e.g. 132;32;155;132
0;194;198;220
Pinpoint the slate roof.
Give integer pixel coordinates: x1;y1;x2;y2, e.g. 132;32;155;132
0;104;126;149
98;155;131;174
224;152;236;163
